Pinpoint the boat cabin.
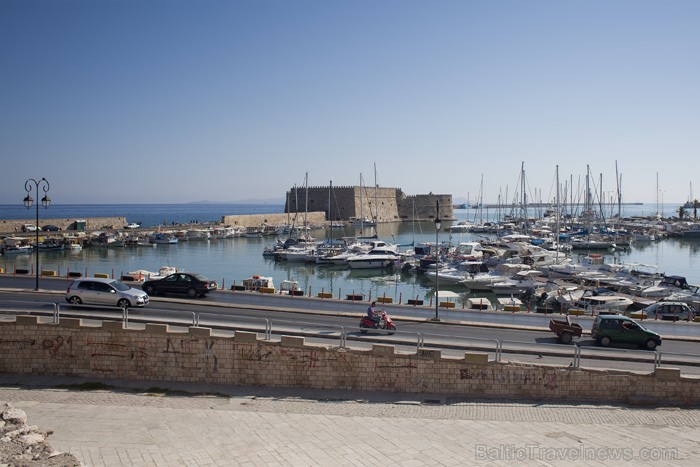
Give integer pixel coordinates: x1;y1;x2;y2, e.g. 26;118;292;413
466;297;495;311
242;275;275;291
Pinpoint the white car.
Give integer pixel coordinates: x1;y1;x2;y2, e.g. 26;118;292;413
124;223;140;229
65;278;149;308
21;224;38;232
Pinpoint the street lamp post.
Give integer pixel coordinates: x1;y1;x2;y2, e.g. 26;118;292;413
433;200;441;321
24;178;51;291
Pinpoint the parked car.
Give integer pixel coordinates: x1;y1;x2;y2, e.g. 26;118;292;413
591;315;661;350
41;224;61;232
124;223;140;229
21;224;37;232
628;301;695;321
65;278;149;308
142;272;217;298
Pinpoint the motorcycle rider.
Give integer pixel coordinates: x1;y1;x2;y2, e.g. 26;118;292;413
367;301;380;324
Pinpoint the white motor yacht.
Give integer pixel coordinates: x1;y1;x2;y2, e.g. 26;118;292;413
346;240;400;270
489;270;544;295
461;263;531;291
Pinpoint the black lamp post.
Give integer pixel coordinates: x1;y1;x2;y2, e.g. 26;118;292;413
24;178;51;291
433;200;442;321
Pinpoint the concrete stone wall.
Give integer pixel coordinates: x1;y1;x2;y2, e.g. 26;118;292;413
0;217;127;234
0;317;696;405
284;186;454;222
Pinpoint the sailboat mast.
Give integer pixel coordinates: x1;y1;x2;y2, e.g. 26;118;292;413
615;161;622;230
599;172;604;224
521;162;527;223
328;180;332;241
555;165;561;261
286;189;290;229
656;172;660;217
479;174;484;225
359;173;364;234
291;183;298;240
304;172;309;240
374;162;379;226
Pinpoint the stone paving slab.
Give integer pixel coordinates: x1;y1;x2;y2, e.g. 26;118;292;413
1;374;699;466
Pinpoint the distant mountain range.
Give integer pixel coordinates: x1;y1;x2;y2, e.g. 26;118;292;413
187;198;286;205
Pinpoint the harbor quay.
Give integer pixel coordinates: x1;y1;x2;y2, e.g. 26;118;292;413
0;213;326;235
0;216;128;235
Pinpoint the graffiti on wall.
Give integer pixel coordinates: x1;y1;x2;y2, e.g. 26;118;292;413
162;337;220;373
42;336;75;359
0;338;36;350
86;337;148;373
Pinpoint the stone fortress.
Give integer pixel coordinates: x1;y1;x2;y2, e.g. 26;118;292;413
284;185;454;223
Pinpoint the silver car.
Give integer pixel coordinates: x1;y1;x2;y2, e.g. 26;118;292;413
631;301;695;321
65;278;149;308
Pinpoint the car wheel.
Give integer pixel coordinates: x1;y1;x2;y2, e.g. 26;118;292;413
186;288;198;298
599;336;611;347
144;284;155;295
68;296;82;305
560;332;573;345
117;298;130;308
644;339;658;350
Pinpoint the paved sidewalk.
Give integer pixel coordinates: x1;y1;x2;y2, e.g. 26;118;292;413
1;374;699;466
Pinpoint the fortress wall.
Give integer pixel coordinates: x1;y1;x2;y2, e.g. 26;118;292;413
0;317;695;405
399;194;454;220
221;212;327;228
352;187;401;223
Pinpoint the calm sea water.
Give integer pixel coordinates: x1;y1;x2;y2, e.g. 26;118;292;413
1;203;698;304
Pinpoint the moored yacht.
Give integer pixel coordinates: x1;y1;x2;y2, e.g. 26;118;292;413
346;240;400;269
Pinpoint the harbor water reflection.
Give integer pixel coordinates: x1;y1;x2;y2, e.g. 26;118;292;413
3;216;700;307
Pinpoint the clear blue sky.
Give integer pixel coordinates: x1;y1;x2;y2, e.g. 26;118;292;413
1;0;698;205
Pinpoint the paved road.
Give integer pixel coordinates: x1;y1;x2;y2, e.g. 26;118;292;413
3;274;700;338
1;374;698;466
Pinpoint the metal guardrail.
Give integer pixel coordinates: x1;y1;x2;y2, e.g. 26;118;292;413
271;317;347;348
197;312;272;340
1;300;698;372
52;303;201;330
650;350;700;370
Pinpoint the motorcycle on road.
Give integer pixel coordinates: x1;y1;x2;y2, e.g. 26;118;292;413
359;309;397;335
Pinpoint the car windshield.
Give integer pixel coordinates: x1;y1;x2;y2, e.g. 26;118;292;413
109;280;130;292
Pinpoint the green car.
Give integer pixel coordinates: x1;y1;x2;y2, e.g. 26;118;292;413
591;315;662;350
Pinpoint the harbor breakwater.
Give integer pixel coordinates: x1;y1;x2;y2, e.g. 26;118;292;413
0;316;695;406
0;217;127;234
0;213;329;235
